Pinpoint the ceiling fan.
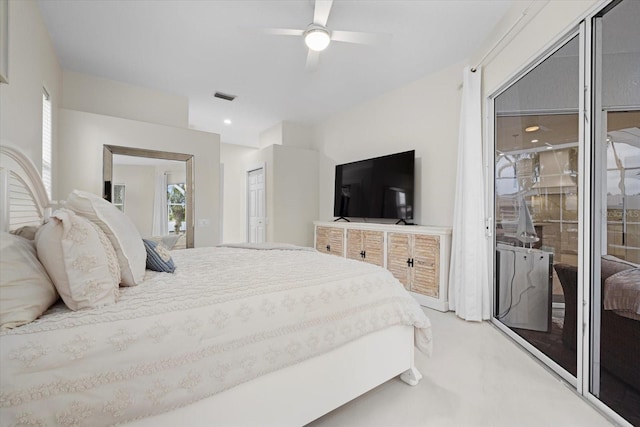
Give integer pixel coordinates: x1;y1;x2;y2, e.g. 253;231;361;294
259;0;387;70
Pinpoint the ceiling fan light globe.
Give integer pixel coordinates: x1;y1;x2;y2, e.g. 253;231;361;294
305;29;331;51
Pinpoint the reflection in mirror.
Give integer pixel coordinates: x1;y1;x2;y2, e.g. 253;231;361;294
103;145;194;249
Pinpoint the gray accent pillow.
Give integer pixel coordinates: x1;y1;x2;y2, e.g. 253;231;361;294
143;239;176;273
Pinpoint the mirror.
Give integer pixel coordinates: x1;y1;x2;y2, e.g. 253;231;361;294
103;145;194;249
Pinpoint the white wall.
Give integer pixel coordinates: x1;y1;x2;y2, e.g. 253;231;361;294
272;145;318;246
62;71;189;128
259;123;283;149
112;164;155;237
58;109;221;247
220;143;258;243
282;121;314;149
258;121;314;149
314;60;465;227
0;0;61;179
220;142;318;247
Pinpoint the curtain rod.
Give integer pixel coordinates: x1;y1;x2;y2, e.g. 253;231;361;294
470;2;536;73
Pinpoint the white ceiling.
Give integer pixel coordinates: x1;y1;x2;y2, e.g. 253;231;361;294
38;0;514;147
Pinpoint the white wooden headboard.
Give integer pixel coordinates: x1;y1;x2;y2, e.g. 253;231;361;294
0;144;51;232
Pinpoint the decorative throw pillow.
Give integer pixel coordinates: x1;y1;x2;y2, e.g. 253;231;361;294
0;232;58;329
143;239;176;273
65;189;145;286
35;209;121;311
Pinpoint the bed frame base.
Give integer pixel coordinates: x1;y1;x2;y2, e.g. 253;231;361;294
400;366;423;386
128;325;418;427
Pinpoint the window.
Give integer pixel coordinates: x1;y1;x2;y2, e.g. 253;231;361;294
168;183;186;233
42;88;52;199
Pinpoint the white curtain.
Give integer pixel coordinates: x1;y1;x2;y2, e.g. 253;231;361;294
151;172;168;236
448;66;490;321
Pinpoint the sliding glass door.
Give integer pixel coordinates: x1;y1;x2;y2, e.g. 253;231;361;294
590;1;639;424
491;1;639;424
493;34;580;380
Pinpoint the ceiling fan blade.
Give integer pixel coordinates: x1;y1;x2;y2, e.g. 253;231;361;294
313;0;333;27
331;30;391;45
305;49;320;71
258;28;305;37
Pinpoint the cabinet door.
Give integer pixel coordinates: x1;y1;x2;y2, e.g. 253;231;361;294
316;226;331;253
327;227;344;257
346;229;363;261
387;232;411;291
316;226;344;256
362;230;384;267
412;234;440;298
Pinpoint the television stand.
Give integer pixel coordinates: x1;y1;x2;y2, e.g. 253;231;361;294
314;220;452;312
334;217;350;222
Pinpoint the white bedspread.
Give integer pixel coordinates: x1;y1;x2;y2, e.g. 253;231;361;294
0;247;432;426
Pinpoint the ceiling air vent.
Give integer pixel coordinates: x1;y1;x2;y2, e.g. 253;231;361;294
213;92;237;101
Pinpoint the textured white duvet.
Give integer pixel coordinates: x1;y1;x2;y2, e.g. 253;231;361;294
0;247;432;426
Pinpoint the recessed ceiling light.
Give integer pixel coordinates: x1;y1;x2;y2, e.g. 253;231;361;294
525;125;540;133
531;139;539;143
224;119;232;125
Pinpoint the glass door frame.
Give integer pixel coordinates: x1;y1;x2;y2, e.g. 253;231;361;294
486;27;583;390
584;2;638;424
486;1;634;424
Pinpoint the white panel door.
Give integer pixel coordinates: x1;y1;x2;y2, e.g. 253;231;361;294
247;167;266;243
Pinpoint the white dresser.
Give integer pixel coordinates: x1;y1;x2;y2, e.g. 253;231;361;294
314;221;452;312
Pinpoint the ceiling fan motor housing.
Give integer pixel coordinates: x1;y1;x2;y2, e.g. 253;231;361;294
304;24;331;51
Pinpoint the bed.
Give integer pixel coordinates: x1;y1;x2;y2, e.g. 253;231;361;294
0;143;432;426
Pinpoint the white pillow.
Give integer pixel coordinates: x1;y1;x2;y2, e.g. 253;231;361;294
0;232;58;329
35;209;121;311
66;190;145;286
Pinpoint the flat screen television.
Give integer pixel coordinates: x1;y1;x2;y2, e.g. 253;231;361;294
334;150;414;220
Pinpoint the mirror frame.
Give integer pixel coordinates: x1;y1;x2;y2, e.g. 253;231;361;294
103;144;194;248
